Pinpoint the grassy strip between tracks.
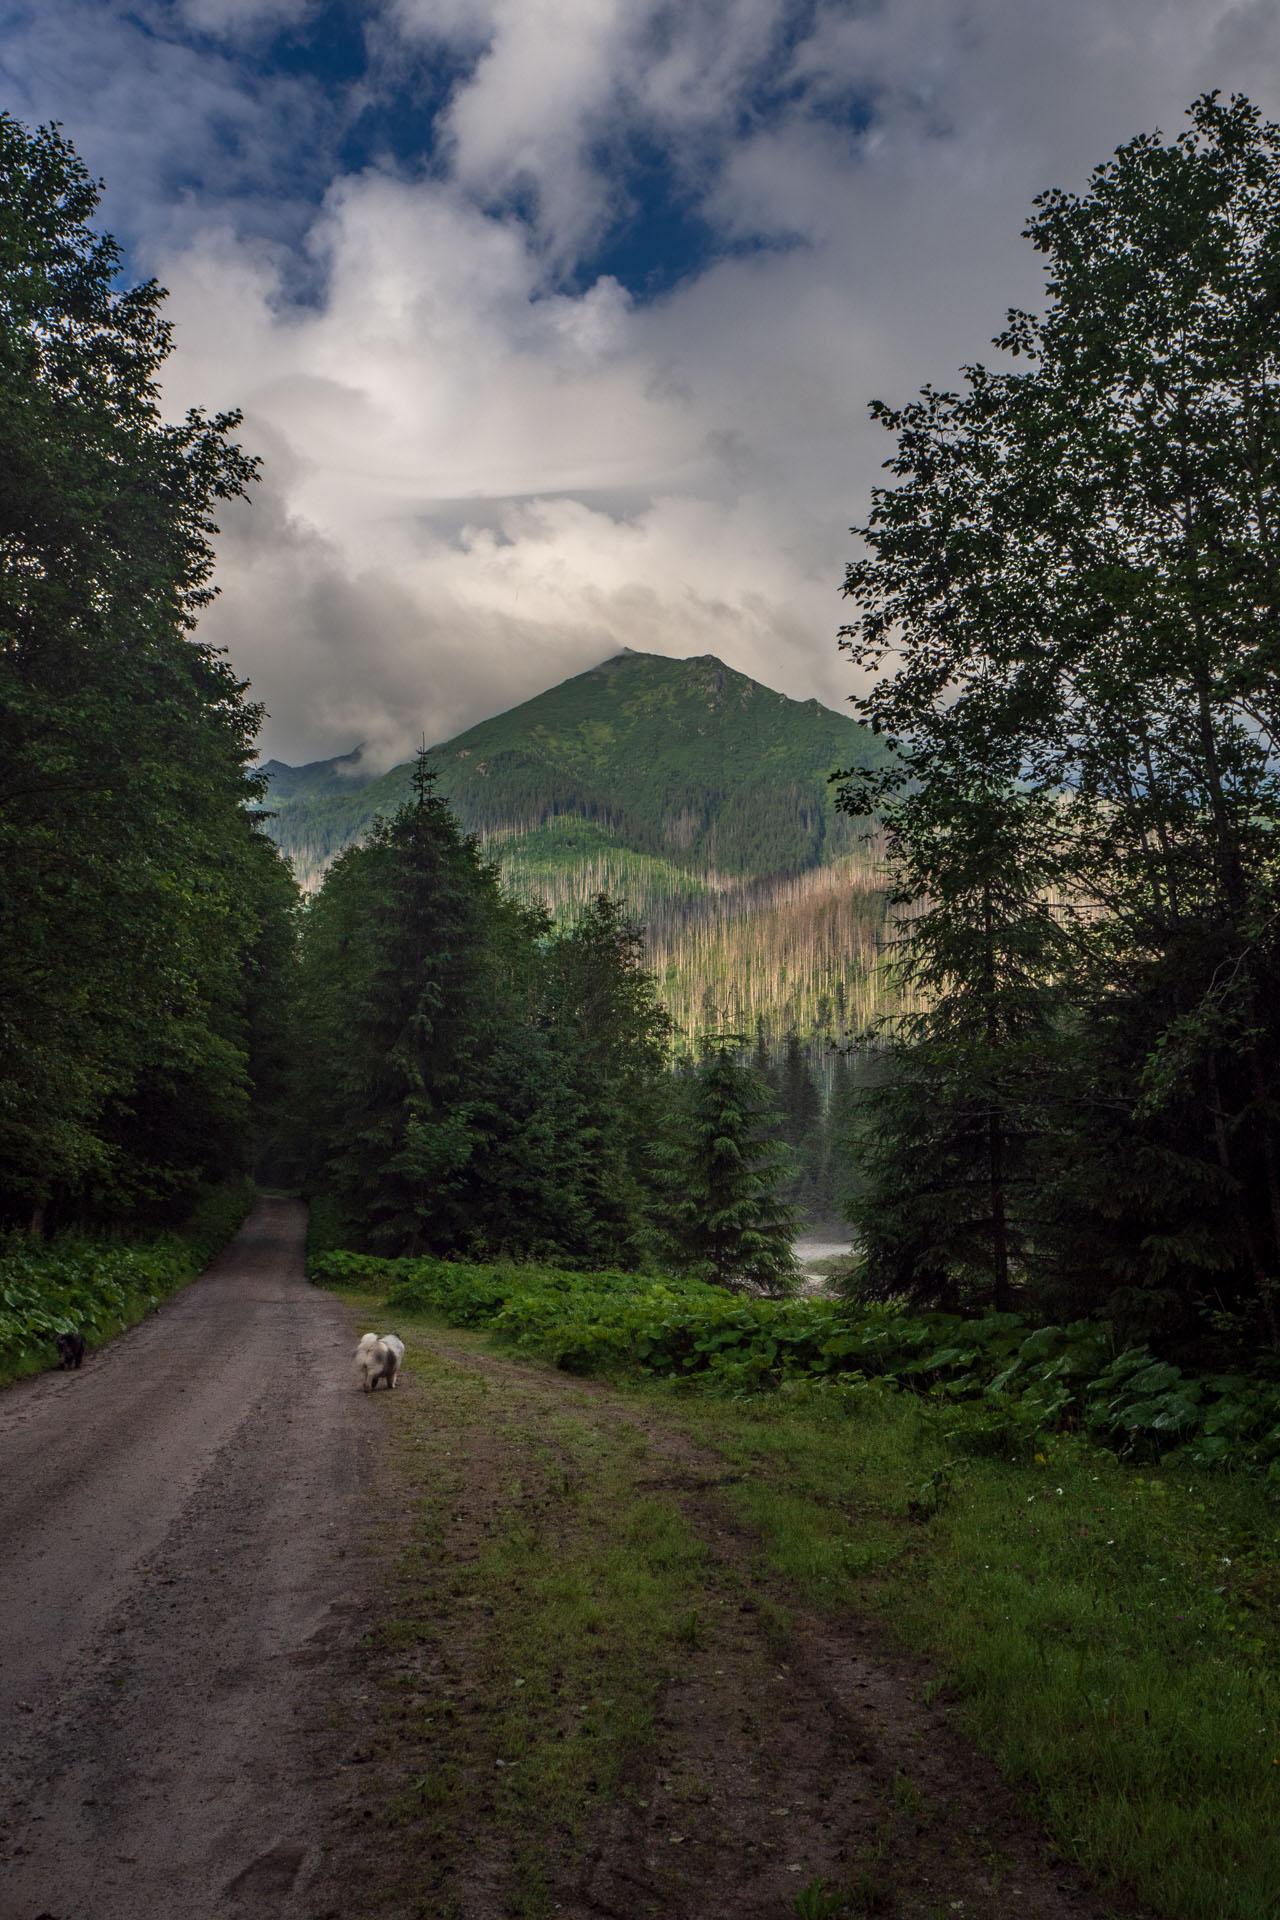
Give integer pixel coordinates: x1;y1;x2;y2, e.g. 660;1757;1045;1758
342;1295;726;1919
342;1279;1280;1920
0;1175;257;1384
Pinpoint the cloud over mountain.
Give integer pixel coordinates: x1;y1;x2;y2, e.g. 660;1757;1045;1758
6;0;1280;761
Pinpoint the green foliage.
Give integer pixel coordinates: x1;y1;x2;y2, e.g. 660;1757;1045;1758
839;94;1280;1343
292;755;515;1252
0;1173;254;1380
304;1190;356;1270
312;1246;1280;1478
905;1457;959;1522
664;1040;799;1293
293;769;674;1263
0;114;296;1228
0;1242;182;1374
539;893;674;1266
178;1173;258;1269
792;1878;848;1920
841;777;1083;1312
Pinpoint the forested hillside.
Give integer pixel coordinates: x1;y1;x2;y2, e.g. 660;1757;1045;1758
261;650;896;1050
261;649;892;889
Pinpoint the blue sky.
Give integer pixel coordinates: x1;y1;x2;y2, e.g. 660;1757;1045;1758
5;0;1280;763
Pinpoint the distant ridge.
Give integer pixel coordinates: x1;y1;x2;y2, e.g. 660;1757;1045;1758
258;744;370;803
259;650;890;894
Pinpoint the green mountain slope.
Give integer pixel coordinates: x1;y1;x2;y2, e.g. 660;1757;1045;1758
259;651;895;1048
260;649;891;892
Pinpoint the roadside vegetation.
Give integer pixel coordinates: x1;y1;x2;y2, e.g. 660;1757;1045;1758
693;1373;1280;1920
316;1248;1280;1489
837;94;1280;1359
330;1272;1280;1920
0;114;297;1244
0;1175;255;1385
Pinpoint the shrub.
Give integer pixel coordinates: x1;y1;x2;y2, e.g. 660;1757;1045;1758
0;1174;255;1379
307;1246;1280;1478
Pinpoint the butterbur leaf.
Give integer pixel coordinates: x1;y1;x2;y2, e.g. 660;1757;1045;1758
1148;1394;1202;1432
1018;1326;1067;1361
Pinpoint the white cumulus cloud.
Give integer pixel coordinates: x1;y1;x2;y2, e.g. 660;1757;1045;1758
7;0;1280;762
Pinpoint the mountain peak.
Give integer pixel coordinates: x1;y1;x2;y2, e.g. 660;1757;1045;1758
260;647;890;889
258;743;367;801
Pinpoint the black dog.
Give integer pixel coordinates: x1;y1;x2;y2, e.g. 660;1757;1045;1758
55;1330;86;1370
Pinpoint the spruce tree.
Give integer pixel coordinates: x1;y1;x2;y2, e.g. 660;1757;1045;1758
293;782;675;1262
669;1039;798;1294
540;894;671;1266
293;754;502;1251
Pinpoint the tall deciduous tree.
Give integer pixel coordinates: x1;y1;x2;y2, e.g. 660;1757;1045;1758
840;93;1280;1337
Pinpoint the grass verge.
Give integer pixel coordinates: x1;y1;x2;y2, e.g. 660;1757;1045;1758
343;1295;721;1918
663;1381;1280;1920
344;1274;1280;1920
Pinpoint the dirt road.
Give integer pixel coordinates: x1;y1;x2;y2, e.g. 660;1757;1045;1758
0;1211;1129;1920
0;1198;377;1920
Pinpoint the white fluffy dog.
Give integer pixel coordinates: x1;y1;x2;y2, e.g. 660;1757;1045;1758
355;1331;405;1392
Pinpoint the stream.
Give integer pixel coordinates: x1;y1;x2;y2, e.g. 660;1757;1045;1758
793;1234;854;1292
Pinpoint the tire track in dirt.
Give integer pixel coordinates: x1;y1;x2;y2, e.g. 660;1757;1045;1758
0;1199;386;1920
341;1324;1136;1920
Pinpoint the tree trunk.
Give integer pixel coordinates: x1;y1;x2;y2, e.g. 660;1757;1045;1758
1206;1051;1280;1346
981;877;1013;1311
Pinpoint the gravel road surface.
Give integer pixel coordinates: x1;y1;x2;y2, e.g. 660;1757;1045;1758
0;1198;377;1920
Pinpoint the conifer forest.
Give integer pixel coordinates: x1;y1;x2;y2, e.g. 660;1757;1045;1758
8;93;1280;1347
